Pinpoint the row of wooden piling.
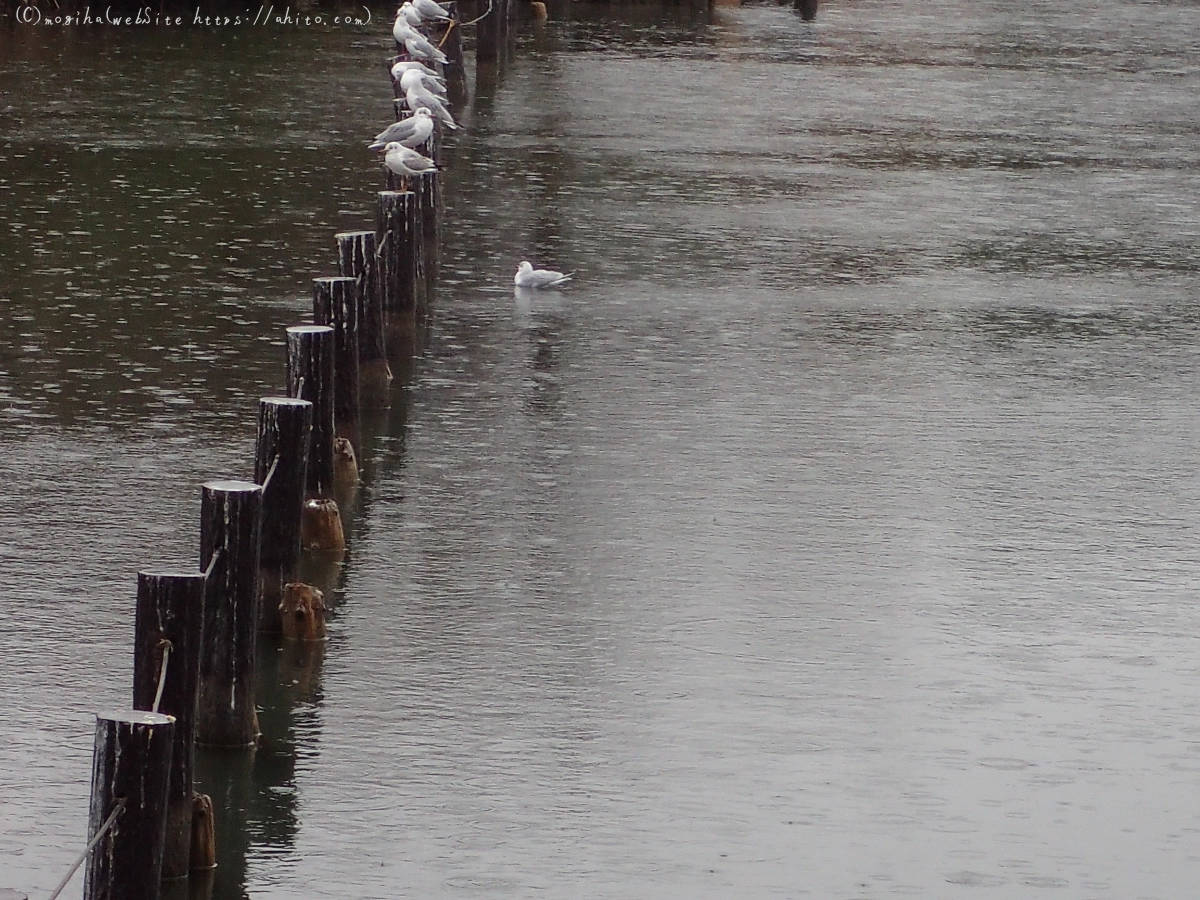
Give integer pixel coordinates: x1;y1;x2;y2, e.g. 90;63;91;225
75;6;481;897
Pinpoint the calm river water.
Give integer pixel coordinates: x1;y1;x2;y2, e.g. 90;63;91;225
3;0;1200;897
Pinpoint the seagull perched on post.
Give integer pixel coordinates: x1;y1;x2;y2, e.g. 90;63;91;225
412;0;452;20
368;107;435;151
383;142;441;179
514;261;572;288
393;20;450;64
399;67;449;102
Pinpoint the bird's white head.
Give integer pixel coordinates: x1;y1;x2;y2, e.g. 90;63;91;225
518;261;532;273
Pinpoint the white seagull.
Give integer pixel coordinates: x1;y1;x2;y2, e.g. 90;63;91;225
412;0;452;20
384;142;441;178
393;21;449;65
399;67;449;101
515;261;572;288
368;107;435;150
391;60;445;85
406;83;457;129
395;2;428;29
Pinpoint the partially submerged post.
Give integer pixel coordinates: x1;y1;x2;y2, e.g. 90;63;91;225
476;0;500;62
313;276;362;454
438;2;469;106
795;0;817;19
286;325;336;499
286;325;346;553
84;711;175;900
132;571;206;881
254;397;313;632
197;480;263;747
375;191;419;360
336;229;392;401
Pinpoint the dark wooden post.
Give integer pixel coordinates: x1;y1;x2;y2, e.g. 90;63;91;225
313;275;361;453
336;229;392;401
285;325;336;498
795;0;817;19
132;572;205;881
476;0;499;62
84;711;175;900
376;191;418;360
437;2;469;106
197;480;263;748
255;397;312;632
417;136;440;311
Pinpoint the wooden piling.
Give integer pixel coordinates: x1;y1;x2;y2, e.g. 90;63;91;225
417;136;440;312
280;582;328;642
336;230;392;401
795;0;817;19
197;480;263;748
285;325;336;499
375;191;419;359
476;0;499;61
84;710;175;900
254;397;313;632
132;572;206;881
313;276;362;453
437;2;469;106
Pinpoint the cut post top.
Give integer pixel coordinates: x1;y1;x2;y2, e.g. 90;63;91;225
286;325;335;336
201;479;262;494
335;229;375;239
96;709;176;727
137;570;206;580
313;276;359;285
260;396;313;409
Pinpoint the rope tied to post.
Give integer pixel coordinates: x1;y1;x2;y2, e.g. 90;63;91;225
459;0;492;27
260;453;281;492
151;638;172;715
45;797;127;900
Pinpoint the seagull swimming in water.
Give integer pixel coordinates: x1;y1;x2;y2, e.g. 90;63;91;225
384;142;441;178
368;107;435;151
514;261;572;288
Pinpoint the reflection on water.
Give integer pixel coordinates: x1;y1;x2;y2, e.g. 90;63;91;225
4;0;1200;897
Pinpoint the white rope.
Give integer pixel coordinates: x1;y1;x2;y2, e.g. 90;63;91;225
46;798;127;900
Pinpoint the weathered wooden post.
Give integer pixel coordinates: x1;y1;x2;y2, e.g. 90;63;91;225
254;397;312;632
336;229;392;401
286;325;346;553
197;480;263;747
285;325;336;498
376;191;419;360
132;571;206;881
84;711;175;900
795;0;817;19
476;0;499;62
313;276;362;454
417;136;440;310
437;2;469;106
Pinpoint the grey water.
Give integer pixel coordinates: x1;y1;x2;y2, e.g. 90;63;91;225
3;0;1200;896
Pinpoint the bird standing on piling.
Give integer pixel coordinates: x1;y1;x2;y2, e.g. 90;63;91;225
368;107;435;150
383;142;441;179
412;0;452;21
391;60;444;84
405;82;458;129
394;21;450;64
515;261;573;288
399;67;449;102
